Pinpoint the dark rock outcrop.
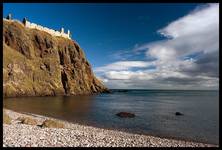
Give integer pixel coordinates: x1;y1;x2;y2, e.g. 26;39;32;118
175;112;184;116
3;20;109;97
116;90;128;93
116;112;135;118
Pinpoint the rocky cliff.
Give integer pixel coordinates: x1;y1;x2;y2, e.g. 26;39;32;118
3;19;109;97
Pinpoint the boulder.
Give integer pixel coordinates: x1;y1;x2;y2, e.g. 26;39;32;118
3;111;12;124
175;112;184;116
41;119;64;128
17;117;38;125
117;90;128;93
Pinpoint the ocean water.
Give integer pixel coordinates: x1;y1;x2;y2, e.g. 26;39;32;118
3;90;219;144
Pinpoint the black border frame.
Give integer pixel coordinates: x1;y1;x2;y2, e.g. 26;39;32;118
1;0;220;149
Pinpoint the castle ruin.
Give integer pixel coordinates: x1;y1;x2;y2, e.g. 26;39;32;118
4;14;71;40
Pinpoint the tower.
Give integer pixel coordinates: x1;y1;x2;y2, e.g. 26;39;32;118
61;27;64;34
67;30;70;38
6;13;12;20
22;17;27;26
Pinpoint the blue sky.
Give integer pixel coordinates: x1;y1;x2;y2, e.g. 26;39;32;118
3;3;199;67
3;3;219;90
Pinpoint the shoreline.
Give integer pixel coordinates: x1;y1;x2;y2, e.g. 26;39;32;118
3;108;218;147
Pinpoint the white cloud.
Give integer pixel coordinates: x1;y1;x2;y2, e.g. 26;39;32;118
158;3;219;39
104;70;155;80
148;45;177;61
105;71;133;80
94;3;219;90
94;61;155;72
152;3;219;57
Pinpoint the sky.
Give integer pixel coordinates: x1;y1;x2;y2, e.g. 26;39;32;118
3;3;219;90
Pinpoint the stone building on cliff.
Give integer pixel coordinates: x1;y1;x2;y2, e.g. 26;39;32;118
4;14;71;40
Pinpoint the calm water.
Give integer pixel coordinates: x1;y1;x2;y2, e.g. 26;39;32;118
3;90;219;144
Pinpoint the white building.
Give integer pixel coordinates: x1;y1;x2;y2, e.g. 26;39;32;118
22;17;71;39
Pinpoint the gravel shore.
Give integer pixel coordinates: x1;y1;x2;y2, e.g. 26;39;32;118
3;109;218;147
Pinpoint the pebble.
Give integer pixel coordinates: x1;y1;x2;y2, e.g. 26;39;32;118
3;109;218;147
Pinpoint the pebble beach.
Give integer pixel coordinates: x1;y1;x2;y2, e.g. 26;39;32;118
3;109;218;147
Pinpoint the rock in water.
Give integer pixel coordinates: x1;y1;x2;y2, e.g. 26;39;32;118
3;19;109;97
175;112;184;116
117;90;128;93
116;112;135;118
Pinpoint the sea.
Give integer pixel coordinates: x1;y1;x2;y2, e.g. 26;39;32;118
3;89;219;145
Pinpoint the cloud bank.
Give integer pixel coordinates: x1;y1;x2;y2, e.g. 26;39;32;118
95;3;219;90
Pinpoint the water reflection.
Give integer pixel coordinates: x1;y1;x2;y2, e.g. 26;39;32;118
4;96;96;123
3;90;219;144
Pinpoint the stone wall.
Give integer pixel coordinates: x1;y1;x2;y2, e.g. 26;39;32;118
3;17;71;39
24;20;71;39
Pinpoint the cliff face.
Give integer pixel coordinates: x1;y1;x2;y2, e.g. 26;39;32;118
3;20;109;97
